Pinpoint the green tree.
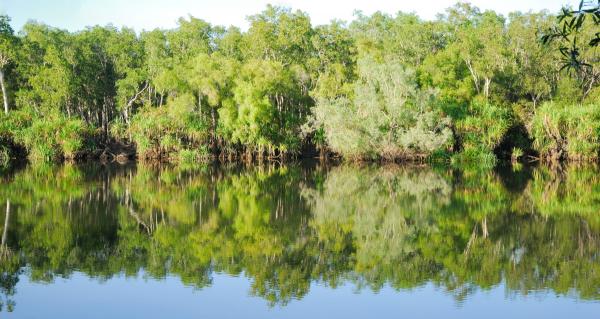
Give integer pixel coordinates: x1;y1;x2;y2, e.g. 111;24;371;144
308;57;452;160
219;59;302;157
185;53;238;146
0;15;16;114
506;12;558;107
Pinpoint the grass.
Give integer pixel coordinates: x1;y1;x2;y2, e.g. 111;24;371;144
531;102;600;161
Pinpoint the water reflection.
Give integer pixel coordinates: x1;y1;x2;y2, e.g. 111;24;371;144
0;162;599;311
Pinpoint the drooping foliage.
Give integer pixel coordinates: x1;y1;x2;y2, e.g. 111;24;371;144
308;57;453;160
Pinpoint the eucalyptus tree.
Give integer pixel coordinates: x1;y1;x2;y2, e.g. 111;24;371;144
0;15;16;114
351;11;446;67
309;20;356;100
16;23;74;115
242;5;314;65
125;17;220;159
213;26;244;61
305;21;356;154
453;8;509;100
103;27;146;127
140;29;170;107
219;59;301;156
506;12;558;107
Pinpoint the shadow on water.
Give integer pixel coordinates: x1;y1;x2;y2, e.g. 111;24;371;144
0;161;599;310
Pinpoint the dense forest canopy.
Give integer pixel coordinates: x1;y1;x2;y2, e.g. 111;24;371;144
0;2;599;164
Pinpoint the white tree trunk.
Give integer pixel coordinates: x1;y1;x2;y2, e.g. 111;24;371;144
0;69;8;115
465;59;480;94
482;217;488;239
484;78;491;100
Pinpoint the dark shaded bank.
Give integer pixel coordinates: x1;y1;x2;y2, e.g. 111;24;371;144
0;138;323;165
0;137;577;168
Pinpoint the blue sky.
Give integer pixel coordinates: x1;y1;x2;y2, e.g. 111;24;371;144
1;0;579;32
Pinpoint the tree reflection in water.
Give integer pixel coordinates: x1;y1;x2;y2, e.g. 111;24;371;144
0;162;599;310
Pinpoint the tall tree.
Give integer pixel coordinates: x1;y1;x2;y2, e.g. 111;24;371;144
506;12;558;106
0;15;16;114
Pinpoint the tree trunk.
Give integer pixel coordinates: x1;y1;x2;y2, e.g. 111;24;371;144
103;99;109;141
465;59;480;94
582;70;598;100
484;78;491;100
0;69;8;115
198;90;202;115
211;107;216;146
482;217;488;239
124;106;129;126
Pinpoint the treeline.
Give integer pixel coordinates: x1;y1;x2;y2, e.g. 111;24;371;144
0;3;598;164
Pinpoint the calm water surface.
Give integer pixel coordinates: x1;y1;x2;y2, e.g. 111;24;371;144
0;162;599;318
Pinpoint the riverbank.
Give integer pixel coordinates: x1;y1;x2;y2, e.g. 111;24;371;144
0;5;598;168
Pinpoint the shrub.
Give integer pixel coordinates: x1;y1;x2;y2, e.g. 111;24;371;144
452;101;512;165
530;102;600;161
0;109;32;140
307;57;453;160
0;144;10;166
1;109;96;162
451;146;498;169
127;94;210;160
17;113;95;162
0;113;20;165
177;147;210;164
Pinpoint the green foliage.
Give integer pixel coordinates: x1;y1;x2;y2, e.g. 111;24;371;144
351;12;444;67
511;147;524;162
420;5;511;103
531;102;600;161
308;57;453;160
177;148;210;164
219;59;306;154
18;113;95;162
243;5;314;64
0;3;598;165
1;109;95;162
541;0;600;71
128;94;209;160
0;15;17;117
506;12;557;107
451;147;498;169
452;101;512;163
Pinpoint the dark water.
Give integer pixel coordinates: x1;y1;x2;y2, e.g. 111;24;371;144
0;162;599;318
